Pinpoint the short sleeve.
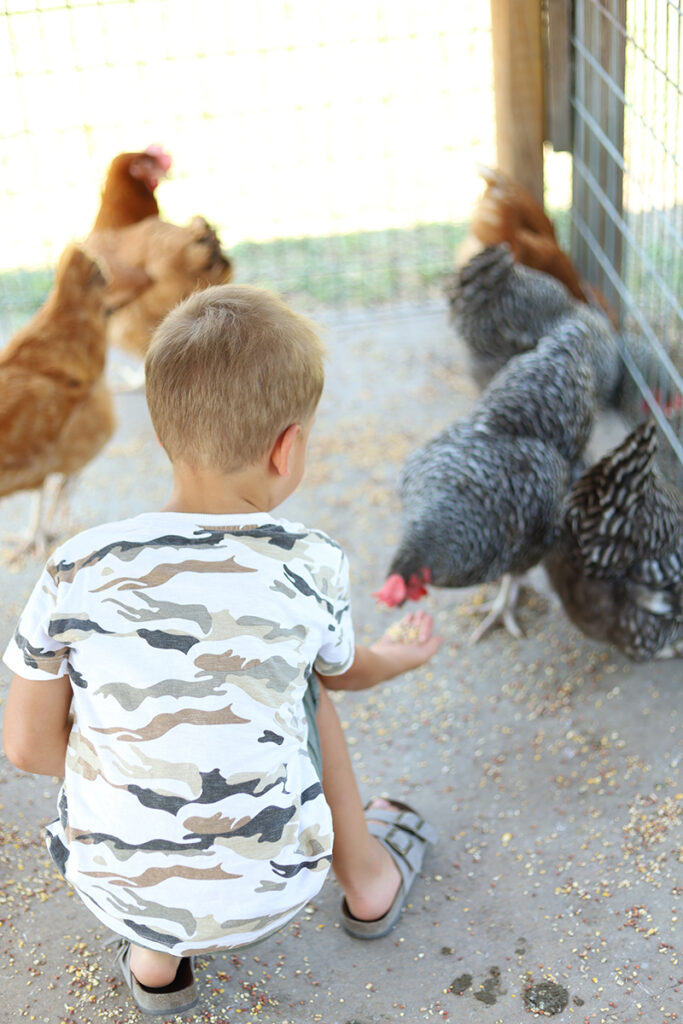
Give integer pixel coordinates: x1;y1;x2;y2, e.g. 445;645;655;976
2;561;70;680
314;549;355;676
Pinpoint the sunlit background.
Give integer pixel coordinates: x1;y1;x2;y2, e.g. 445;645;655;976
4;3;482;262
0;0;681;480
0;1;573;268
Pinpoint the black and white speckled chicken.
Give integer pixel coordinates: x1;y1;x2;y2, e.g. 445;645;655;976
544;419;683;660
375;318;609;641
446;244;621;402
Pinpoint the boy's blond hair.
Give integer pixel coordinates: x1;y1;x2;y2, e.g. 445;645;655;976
145;284;325;472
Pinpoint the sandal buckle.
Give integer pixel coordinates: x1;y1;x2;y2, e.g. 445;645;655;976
396;809;425;834
385;825;413;858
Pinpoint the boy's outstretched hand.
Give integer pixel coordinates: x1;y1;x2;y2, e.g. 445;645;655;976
318;610;442;692
370;610;443;676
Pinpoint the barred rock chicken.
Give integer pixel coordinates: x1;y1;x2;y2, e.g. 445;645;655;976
447;243;622;400
375;316;619;641
459;164;617;325
545;419;683;660
0;245;135;559
376;319;610;638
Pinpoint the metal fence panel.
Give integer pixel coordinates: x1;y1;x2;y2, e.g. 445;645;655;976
571;0;683;483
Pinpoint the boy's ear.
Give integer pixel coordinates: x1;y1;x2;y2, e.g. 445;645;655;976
270;424;301;477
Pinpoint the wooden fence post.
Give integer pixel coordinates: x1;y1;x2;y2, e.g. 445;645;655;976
490;0;545;202
545;0;573;152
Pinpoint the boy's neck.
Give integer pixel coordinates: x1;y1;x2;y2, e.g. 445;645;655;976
162;460;278;516
161;418;310;515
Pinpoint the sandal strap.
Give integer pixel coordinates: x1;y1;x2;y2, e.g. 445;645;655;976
365;801;438;886
365;805;439;846
380;827;428;882
341;798;438;939
111;936;198;1016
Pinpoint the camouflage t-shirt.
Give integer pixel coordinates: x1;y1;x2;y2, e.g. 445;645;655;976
3;511;354;954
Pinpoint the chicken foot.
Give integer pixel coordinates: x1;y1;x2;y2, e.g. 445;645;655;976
653;640;683;660
5;485;52;563
466;573;524;644
6;474;75;564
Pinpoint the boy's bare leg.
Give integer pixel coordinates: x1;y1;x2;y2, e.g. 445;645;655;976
316;684;402;922
129;945;182;988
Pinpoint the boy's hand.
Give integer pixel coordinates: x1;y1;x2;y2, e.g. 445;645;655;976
318;611;442;692
369;610;442;675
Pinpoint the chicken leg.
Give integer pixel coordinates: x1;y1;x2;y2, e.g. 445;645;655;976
467;573;524;644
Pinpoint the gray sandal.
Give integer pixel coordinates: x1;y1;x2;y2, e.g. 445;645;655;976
341;799;438;939
114;938;199;1016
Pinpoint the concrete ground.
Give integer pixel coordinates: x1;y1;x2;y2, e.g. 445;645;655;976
0;303;680;1024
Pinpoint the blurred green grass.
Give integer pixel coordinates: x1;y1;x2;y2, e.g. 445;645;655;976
3;207;678;337
0;265;56;336
232;222;468;308
0;221;469;337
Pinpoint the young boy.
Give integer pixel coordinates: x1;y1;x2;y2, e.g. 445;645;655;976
2;285;441;1016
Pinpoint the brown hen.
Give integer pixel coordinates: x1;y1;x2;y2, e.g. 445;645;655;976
460;164;617;325
86;146;232;366
91;144;172;231
0;244;137;558
87;215;232;359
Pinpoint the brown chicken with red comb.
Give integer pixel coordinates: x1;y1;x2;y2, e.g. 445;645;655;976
91;144;172;231
459;164;617;326
85;146;232;369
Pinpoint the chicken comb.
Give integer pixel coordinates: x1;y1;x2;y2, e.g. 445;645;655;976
145;144;172;171
373;574;408;607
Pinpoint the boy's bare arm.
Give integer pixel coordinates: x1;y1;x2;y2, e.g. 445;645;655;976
318;611;442;692
2;673;72;777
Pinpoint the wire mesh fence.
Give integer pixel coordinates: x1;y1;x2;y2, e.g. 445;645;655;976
0;0;500;334
570;0;683;484
1;0;682;479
